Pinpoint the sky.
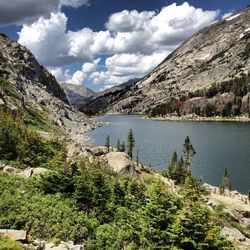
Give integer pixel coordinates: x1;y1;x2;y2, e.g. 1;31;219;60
0;0;249;91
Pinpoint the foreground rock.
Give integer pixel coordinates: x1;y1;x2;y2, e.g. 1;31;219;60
106;152;140;177
44;241;83;250
0;229;26;241
0;163;50;178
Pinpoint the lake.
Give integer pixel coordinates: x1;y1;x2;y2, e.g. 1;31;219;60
86;115;250;193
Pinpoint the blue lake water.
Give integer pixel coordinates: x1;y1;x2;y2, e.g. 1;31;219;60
86;115;250;193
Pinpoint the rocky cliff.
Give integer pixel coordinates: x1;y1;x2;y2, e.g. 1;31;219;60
82;78;139;114
61;82;95;106
0;34;95;133
88;6;250;116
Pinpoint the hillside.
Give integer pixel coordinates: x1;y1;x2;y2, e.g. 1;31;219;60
1;32;250;250
61;83;95;107
81;78;139;114
86;6;250;117
0;33;96;133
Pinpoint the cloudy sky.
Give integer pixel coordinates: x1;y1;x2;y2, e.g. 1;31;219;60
0;0;248;91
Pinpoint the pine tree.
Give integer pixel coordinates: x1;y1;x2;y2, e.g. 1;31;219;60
116;139;121;151
220;168;231;194
120;141;126;152
127;128;135;159
105;135;110;152
183;136;196;173
136;149;139;166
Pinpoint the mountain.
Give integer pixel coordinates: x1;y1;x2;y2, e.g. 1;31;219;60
88;6;250;116
61;83;95;106
0;33;95;133
81;78;140;114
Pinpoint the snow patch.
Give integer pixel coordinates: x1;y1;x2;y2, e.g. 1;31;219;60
225;13;241;21
200;54;210;60
239;33;244;39
238;28;250;40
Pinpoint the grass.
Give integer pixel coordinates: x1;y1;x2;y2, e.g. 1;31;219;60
0;77;62;135
0;77;22;101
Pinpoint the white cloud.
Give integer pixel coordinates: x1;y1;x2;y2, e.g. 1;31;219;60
60;0;89;8
17;2;219;88
222;12;233;19
90;51;168;86
18;13;72;67
48;67;71;83
49;58;101;86
69;70;87;85
106;10;155;32
82;58;101;73
67;28;94;60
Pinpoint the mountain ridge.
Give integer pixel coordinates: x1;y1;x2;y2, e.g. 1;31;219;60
85;6;250;117
0;33;96;134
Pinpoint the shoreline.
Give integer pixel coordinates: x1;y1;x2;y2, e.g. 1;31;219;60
145;114;250;122
92;113;250;122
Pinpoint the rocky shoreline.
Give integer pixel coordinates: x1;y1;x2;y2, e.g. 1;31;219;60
147;114;250;122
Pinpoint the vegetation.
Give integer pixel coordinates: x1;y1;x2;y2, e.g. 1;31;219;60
0;108;67;169
148;72;250;118
105;135;110;152
220;168;232;195
0;235;24;250
163;136;196;184
0;108;235;249
127;128;135;159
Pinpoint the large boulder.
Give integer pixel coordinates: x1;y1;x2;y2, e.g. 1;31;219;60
106;152;140;177
0;229;26;241
3;166;21;174
220;226;246;242
20;167;34;178
43;241;84;250
32;167;50;176
242;218;250;228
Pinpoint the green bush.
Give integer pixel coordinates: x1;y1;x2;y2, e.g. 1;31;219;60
0;108;66;169
0;235;24;250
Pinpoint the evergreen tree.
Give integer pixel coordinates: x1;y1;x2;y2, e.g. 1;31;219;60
220;168;232;194
183;136;196;173
116;139;121;151
168;151;178;176
127;128;135;159
136;149;139;166
105;135;110;152
120;141;126;152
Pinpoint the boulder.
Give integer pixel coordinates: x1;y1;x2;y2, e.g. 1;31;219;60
90;146;106;156
0;229;26;241
3;166;21;174
106;152;139;177
21;167;34;178
71;246;84;250
223;209;239;222
43;241;84;250
220;226;246;242
32;167;49;176
242;217;250;228
0;162;5;170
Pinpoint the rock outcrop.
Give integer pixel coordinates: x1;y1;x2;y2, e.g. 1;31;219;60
61;83;95;107
106;152;140;177
0;34;97;135
0;229;26;241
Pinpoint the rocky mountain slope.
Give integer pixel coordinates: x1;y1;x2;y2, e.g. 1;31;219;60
61;82;95;106
87;6;250;116
82;78;139;114
0;33;96;134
